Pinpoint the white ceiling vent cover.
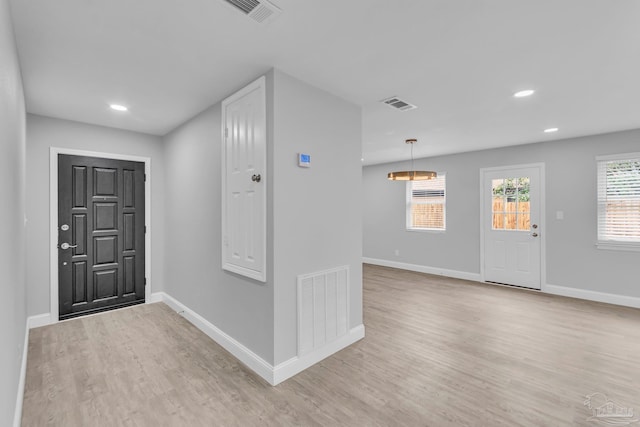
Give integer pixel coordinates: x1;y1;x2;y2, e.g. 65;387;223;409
224;0;282;24
381;96;418;111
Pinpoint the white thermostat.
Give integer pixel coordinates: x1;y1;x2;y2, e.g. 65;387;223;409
298;153;311;168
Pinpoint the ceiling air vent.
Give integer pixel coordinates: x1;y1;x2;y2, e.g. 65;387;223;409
381;96;418;111
224;0;282;24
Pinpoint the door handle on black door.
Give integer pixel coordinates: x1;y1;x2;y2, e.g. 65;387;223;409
60;243;78;250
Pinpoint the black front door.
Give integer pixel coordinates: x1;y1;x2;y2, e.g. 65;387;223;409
58;154;145;320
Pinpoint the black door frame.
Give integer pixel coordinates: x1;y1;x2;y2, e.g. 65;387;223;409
50;147;152;323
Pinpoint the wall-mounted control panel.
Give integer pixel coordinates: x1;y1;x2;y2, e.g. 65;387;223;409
298;153;311;168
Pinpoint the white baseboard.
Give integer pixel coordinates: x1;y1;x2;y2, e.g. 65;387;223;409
156;292;275;384
27;313;52;329
364;257;640;310
147;292;164;304
14;320;29;427
27;304;151;329
273;324;365;385
545;284;640;309
363;257;481;282
27;294;164;328
152;292;365;386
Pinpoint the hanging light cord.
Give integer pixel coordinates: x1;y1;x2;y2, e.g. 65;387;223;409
410;140;415;179
410;141;414;171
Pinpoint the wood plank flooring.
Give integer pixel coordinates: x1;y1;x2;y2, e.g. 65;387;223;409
22;264;640;426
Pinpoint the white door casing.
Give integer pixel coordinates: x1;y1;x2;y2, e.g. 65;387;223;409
480;164;544;290
49;147;152;324
221;77;267;282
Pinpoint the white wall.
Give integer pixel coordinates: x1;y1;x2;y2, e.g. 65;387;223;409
25;114;165;316
272;70;363;365
162;74;276;364
162;69;363;368
363;129;640;299
0;0;27;423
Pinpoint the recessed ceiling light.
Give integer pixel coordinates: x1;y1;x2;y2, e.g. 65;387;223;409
544;127;559;133
513;89;535;98
109;104;128;112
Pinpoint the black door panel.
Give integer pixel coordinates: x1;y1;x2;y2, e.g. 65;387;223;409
58;155;145;320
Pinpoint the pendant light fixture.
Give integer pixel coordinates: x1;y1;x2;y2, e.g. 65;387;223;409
387;139;437;181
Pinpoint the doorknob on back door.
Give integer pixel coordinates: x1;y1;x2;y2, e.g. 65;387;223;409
251;174;261;183
60;242;78;250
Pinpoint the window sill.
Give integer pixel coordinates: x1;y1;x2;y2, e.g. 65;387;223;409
596;241;640;252
406;228;446;234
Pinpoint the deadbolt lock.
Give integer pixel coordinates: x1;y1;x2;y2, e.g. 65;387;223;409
61;224;69;231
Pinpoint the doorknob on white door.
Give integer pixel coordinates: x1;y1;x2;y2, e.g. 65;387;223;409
60;243;78;250
531;233;538;237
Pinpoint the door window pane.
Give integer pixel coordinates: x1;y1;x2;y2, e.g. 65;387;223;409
492;177;530;231
518;213;531;231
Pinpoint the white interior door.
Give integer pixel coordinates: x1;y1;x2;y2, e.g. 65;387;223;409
221;77;267;282
482;164;543;289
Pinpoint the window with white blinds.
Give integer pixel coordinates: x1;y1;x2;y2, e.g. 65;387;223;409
406;173;446;230
596;153;640;250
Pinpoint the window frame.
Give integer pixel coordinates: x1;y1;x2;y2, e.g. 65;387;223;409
596;152;640;252
406;172;446;232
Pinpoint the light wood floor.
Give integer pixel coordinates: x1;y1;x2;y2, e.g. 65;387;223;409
22;264;640;426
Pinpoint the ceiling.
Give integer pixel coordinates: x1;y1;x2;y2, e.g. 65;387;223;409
10;0;640;165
